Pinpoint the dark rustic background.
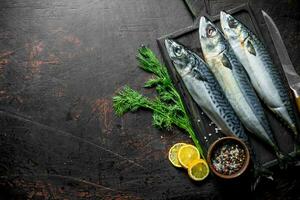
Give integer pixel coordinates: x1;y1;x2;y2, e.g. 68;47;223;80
0;0;299;199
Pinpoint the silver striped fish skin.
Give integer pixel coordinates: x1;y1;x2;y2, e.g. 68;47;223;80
164;39;247;141
220;11;298;136
199;16;280;153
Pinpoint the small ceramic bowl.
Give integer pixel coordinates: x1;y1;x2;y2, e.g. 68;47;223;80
207;136;250;179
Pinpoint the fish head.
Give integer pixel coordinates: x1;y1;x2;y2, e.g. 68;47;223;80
199;16;226;58
164;39;194;76
220;11;248;43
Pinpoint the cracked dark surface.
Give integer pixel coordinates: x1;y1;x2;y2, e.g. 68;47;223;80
0;0;300;199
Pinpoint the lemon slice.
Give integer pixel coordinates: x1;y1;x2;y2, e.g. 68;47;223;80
178;144;200;169
168;143;186;167
188;159;209;181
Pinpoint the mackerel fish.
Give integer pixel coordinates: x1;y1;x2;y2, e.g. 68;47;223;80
164;39;247;141
220;11;298;136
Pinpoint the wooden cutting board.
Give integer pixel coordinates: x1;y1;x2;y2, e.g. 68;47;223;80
157;3;299;167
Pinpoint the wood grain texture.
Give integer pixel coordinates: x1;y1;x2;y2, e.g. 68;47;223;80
0;0;300;199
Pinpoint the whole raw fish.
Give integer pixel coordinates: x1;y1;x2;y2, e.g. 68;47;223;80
220;11;298;136
164;39;247;140
199;16;286;165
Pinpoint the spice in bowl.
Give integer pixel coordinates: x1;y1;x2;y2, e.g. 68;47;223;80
211;143;246;175
207;136;250;179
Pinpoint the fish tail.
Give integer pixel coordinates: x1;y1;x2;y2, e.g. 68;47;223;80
274;148;293;169
251;165;273;191
246;141;274;190
275;151;288;169
250;157;274;191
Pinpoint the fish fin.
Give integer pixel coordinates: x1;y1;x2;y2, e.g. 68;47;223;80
246;40;256;56
221;54;232;70
251;174;274;192
251;167;274;191
192;68;208;82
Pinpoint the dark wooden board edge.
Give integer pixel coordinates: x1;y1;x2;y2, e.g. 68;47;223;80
183;0;210;19
157;3;299;169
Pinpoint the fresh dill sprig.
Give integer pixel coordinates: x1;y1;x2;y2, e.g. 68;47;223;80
113;46;204;158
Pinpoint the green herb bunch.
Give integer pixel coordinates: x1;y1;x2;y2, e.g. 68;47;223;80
113;46;204;158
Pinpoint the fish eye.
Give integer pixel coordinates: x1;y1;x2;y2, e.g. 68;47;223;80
228;18;237;28
206;25;216;38
174;46;183;56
